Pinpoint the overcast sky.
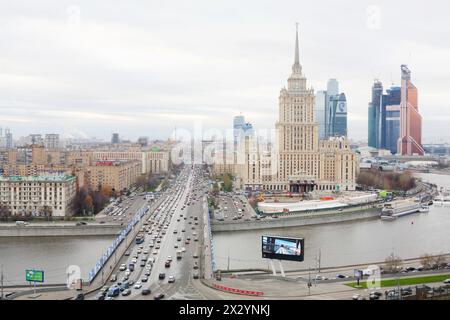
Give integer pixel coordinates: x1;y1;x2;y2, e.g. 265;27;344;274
1;0;450;143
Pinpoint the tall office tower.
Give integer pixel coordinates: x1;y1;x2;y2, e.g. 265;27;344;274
316;79;348;138
44;134;60;150
315;90;327;139
5;128;13;149
327;79;339;96
384;87;401;154
398;65;424;156
29;134;44;146
233;115;253;146
111;133;120;144
333;93;348;137
368;80;383;148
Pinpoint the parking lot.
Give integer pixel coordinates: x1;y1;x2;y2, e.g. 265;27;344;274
211;192;256;223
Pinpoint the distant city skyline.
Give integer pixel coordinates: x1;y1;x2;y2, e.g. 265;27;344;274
1;1;450;143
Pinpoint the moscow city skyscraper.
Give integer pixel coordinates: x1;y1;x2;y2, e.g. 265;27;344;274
397;65;424;156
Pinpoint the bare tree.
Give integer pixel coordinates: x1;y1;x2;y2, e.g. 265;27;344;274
0;204;11;221
420;254;435;270
433;253;447;269
384;253;403;273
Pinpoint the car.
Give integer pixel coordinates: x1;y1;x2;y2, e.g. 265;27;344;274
154;293;165;300
141;288;151;295
352;294;365;300
74;293;85;300
444;279;450;284
110;274;117;282
141;276;148;282
95;292;105;300
193;272;199;279
174;244;179;248
194;238;199;242
185;240;190;244
124;251;130;256
369;292;381;300
336;274;346;279
134;282;142;289
167;256;173;262
107;286;120;297
193;262;199;270
168;276;175;283
119;264;127;271
165;261;171;268
159;273;166;280
121;289;131;296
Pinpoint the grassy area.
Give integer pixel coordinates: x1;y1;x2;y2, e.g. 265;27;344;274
347;273;450;289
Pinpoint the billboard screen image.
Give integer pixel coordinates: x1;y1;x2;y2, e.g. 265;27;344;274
261;236;304;262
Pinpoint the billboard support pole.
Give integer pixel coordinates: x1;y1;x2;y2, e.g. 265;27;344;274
269;260;277;276
278;260;285;278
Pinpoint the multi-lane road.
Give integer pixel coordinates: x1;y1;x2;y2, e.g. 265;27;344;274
88;165;216;300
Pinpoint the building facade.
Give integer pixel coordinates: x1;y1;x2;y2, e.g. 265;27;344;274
0;175;76;217
86;160;142;192
44;134;60;150
398;65;424;156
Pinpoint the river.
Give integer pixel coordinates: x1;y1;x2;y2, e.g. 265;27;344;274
0;236;113;285
212;172;450;271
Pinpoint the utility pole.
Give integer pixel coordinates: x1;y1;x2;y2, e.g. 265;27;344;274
307;267;312;295
1;264;4;300
318;249;321;273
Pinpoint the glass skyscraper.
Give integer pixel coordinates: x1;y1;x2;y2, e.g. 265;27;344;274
315;79;348;139
368;80;402;154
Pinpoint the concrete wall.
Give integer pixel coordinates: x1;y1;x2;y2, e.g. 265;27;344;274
211;207;381;232
0;224;122;237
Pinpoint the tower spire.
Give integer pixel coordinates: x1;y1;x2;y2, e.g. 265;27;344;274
295;22;299;65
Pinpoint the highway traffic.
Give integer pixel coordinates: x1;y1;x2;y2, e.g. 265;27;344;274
89;165;210;300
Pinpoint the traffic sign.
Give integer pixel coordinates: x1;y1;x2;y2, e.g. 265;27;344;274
26;269;44;283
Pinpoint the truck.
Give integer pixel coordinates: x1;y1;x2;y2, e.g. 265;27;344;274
176;250;182;260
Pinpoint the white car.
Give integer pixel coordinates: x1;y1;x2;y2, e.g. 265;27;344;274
119;264;127;271
134;281;142;289
168;276;175;283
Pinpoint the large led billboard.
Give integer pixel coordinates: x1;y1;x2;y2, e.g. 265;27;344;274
261;236;304;262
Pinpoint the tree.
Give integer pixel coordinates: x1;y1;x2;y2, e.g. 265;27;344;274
222;174;233;192
0;204;11;221
384;253;403;273
100;186;113;198
420;254;435;270
84;195;93;214
136;175;148;189
42;205;53;221
433;254;447;269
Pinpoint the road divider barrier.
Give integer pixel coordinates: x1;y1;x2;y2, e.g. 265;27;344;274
212;283;264;296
